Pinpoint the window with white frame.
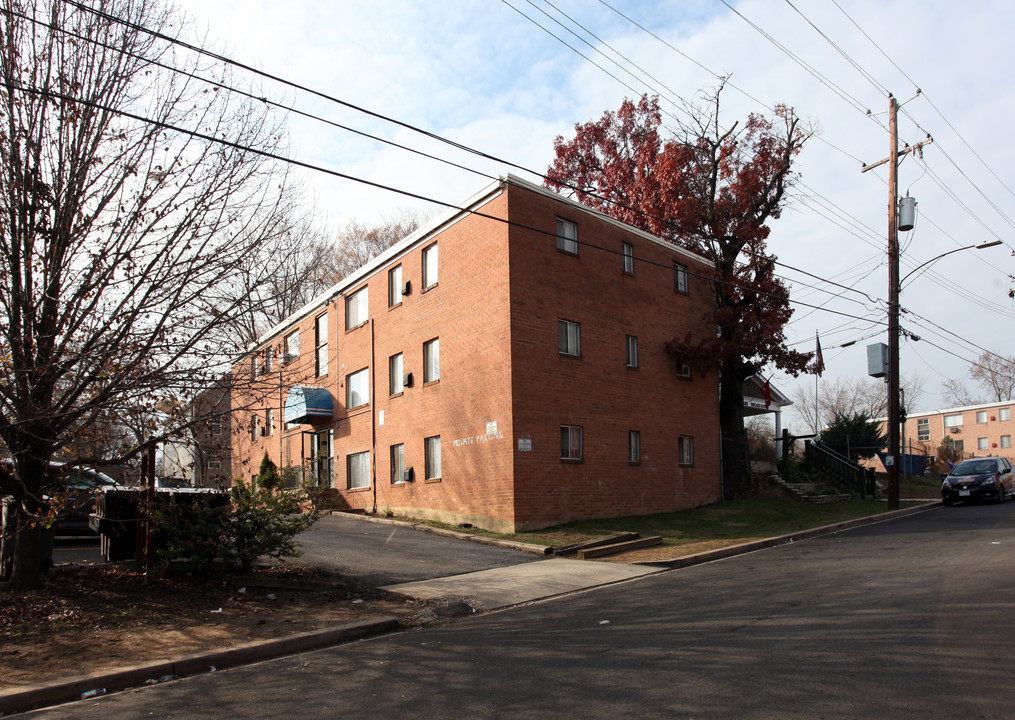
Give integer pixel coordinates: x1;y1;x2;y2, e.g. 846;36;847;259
678;435;694;465
265;408;274;437
556;218;578;255
626;336;639;368
284;330;300;361
675;355;691;378
943;414;963;428
210;421;222;436
622;242;634;274
346;287;368;330
250;355;258;379
315;312;328;377
561;425;583;461
391;444;405;484
347;368;369;409
558;319;580;357
347;451;370;490
1002;435;1012;449
674;263;688;294
425;435;442;480
389;264;403;307
917;417;929;442
977;410;987;424
208;457;222;471
423;242;439;289
978;437;989;451
250;414;259;443
264;346;274;373
389;353;404;395
424;338;440;383
1001;408;1011;421
629;431;641;464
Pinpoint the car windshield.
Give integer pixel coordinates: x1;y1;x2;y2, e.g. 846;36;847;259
951;460;998;476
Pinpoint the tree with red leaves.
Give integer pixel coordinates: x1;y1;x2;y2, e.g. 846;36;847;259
546;85;814;497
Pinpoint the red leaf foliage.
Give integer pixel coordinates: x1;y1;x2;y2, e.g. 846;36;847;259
545;90;815;378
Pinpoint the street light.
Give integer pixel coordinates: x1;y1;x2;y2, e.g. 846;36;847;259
901;240;1002;287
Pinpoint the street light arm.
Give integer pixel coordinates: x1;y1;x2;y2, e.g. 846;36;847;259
901;240;1002;287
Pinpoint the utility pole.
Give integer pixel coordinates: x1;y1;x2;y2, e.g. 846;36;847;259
862;94;932;511
887;95;900;511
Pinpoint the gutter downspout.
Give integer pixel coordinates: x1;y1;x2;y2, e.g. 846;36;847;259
370;318;377;514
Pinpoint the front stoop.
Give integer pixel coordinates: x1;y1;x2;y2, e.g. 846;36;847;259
578;535;663;559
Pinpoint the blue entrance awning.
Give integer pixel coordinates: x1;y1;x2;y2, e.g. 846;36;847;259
284;386;333;425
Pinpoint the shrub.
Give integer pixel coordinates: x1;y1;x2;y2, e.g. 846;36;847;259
151;479;321;573
220;479;321;571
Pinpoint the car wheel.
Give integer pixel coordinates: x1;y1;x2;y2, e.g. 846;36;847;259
997;485;1007;504
942;497;954;507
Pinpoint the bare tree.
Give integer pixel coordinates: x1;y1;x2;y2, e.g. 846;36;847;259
969;351;1015;402
791;375;925;434
0;0;298;588
323;209;428;285
940;378;985;407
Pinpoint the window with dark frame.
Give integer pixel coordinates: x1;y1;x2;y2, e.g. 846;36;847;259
391;444;405;484
284;330;300;360
556;218;578;254
678;435;694;465
629;431;641;464
389;353;404;395
315;312;328;377
345;287;368;330
674;263;688;294
561;425;583;461
425;436;442;480
675;355;691;378
424;338;440;383
626;335;638;368
423;242;439;289
347;368;369;409
347;450;370;490
389;264;403;307
558;319;581;357
622;242;634;274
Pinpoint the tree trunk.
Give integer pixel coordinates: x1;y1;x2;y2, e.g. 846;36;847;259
5;453;55;590
719;358;751;499
9;520;50;590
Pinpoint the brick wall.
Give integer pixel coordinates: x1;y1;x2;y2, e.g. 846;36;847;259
226;176;721;532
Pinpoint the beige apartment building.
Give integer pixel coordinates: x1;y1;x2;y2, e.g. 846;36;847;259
898;400;1015;463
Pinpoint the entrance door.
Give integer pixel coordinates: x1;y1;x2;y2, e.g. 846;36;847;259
309;429;333;488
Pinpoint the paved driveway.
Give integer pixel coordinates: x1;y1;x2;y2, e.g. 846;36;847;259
289;514;542;586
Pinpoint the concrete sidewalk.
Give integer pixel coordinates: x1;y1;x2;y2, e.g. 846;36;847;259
382;558;661;610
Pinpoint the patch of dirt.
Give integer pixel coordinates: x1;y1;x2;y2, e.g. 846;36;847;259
0;564;433;690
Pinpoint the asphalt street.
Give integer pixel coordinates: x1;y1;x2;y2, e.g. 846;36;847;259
20;502;1015;719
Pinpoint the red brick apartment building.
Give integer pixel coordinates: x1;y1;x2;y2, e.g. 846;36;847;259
897;401;1015;463
228;175;721;532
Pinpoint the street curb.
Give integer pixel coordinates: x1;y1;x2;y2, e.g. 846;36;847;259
633;501;942;570
0;617;399;717
329;511;552;555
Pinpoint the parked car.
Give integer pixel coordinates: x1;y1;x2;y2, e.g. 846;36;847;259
0;459;123;535
941;457;1015;506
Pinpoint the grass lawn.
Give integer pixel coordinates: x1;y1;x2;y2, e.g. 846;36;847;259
405;472;940;555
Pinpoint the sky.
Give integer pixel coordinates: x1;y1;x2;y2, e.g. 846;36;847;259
171;0;1015;427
